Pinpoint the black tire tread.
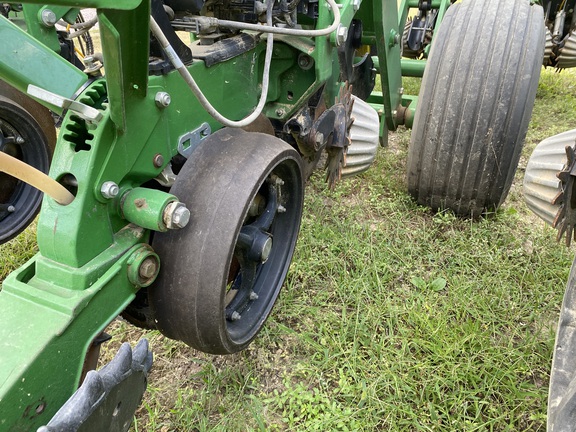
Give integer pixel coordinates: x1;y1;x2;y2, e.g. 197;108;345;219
407;0;545;216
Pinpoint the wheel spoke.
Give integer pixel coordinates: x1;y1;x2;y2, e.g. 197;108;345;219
250;182;278;230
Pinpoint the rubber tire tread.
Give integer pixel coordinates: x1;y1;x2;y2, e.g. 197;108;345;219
150;128;303;354
406;0;545;217
548;256;576;431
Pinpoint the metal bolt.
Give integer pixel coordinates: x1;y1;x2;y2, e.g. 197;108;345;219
41;9;57;27
277;204;286;213
164;201;190;229
315;132;324;149
389;30;400;48
16;136;24;145
297;54;314;70
399;87;404;96
230;311;242;321
336;25;348;46
7;205;15;213
101;181;119;199
352;0;361;11
139;257;159;280
260;236;273;262
249;291;259;300
276;108;285;117
153;154;164;168
155;92;171;108
83;56;103;75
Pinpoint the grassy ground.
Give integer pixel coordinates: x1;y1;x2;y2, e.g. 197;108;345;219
1;67;576;431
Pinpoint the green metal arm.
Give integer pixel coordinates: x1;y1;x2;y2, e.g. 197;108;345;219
0;0;405;429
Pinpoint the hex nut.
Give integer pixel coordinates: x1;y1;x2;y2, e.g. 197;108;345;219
155;92;171;108
41;9;57;27
101;181;119;199
163;201;190;229
336;25;348;46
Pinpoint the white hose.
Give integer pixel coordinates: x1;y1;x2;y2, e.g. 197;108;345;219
216;0;340;37
0;152;74;205
149;0;340;127
150;16;274;128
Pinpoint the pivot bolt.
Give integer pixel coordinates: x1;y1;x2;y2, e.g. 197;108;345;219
83;56;103;76
276;108;286;117
297;54;314;70
163;201;190;229
277;204;286;213
41;9;57;27
155;92;171;108
127;247;161;287
7;205;15;213
139;256;159;280
336;25;348;46
230;311;242;321
249;291;259;300
16;136;25;145
153;154;164;168
101;181;119;199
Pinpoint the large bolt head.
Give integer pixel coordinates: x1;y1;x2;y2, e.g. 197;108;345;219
164;201;190;229
336;25;348;46
155;92;171;108
41;9;57;27
101;181;119;199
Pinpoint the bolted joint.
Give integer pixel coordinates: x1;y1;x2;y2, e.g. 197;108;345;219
127;247;161;288
83;56;103;76
155;92;171;109
163;201;190;229
336;25;348;47
40;9;57;27
101;181;120;199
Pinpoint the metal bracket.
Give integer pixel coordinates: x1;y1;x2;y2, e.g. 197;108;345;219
177;122;211;158
27;84;103;124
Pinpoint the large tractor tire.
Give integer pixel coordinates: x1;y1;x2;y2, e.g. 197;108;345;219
150;128;304;354
0;81;56;243
406;0;545;217
548;255;576;432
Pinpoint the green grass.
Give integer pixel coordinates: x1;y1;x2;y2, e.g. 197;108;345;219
2;67;576;431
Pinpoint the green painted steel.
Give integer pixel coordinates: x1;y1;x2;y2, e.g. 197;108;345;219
122;188;178;232
0;0;437;428
401;58;426;77
0;225;148;430
0;15;87;111
17;0;142;9
373;0;402;131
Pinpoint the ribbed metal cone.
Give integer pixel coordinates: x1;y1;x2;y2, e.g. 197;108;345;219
524;129;576;225
544;28;553;65
341;96;380;178
557;30;576;68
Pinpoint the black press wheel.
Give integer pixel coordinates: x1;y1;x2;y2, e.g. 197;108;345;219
548;256;576;432
0;94;54;243
406;0;545;217
150;128;304;354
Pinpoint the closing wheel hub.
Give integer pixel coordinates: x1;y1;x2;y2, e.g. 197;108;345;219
0;95;53;243
150;128;304;354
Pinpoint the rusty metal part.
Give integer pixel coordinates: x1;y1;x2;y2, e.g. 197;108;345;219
79;332;112;385
553;143;576;246
557;30;576;69
308;82;354;189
